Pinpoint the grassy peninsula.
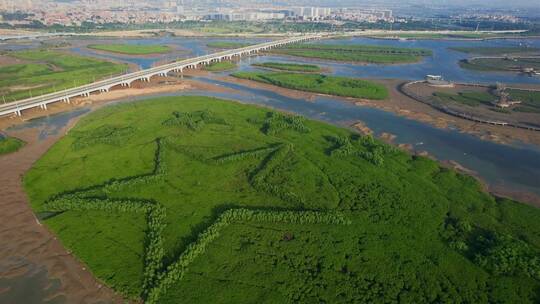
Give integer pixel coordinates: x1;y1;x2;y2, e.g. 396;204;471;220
253;62;322;72
0;136;25;155
450;47;540;55
202;61;237;72
271;43;432;64
232;72;388;100
24;96;540;303
459;57;540;72
88;44;171;55
0;49;126;102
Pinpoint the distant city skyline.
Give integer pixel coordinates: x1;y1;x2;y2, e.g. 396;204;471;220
42;0;540;9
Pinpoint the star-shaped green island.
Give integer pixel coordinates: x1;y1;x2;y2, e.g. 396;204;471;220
24;97;540;304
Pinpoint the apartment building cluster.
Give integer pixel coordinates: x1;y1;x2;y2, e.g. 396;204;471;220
0;0;394;27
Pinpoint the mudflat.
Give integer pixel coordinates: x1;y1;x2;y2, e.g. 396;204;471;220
0;125;124;303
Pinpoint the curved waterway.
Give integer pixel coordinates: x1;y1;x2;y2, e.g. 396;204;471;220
7;75;540;198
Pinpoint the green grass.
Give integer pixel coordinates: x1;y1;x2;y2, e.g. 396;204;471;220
252;62;322;72
24;96;540;303
206;42;253;49
450;47;540;55
0;136;25;155
0;49;126;102
202;61;237;72
434;89;540;114
459;58;540;72
433;91;495;107
508;89;540;113
271;43;432;64
231;72;388;100
88;44;171;55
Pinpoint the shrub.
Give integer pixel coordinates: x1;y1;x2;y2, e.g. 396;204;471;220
162;110;227;131
261;112;311;135
146;208;350;303
71;125;135;150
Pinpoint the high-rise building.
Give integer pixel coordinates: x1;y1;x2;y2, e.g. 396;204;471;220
291;7;332;19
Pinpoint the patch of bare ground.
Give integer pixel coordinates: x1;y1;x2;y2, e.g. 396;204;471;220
0;29;41;36
352;121;373;136
0;54;30;66
7;83;52;93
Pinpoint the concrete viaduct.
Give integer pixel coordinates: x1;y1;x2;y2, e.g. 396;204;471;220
0;34;322;117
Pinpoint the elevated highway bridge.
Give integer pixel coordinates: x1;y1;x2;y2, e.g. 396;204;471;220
0;34;323;117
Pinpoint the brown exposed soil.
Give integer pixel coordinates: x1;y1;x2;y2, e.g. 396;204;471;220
352;121;373;136
7;83;51;93
0;54;30;66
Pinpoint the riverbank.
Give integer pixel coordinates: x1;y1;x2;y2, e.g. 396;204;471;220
214;71;540;146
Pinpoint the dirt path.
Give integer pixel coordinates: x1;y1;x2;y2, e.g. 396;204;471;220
0;126;124;303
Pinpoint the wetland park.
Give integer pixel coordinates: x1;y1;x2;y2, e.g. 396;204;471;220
1;27;540;304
